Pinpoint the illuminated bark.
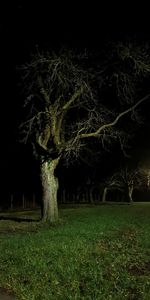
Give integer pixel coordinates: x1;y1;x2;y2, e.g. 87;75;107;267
128;181;134;203
41;157;60;222
102;187;108;203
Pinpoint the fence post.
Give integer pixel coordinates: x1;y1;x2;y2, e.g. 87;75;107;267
22;193;25;209
33;193;35;208
62;189;65;203
10;194;13;209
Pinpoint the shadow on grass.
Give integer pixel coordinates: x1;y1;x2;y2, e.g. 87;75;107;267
0;216;41;222
0;287;16;300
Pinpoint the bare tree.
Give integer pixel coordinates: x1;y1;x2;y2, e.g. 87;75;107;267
117;167;140;202
102;166;143;203
19;43;150;222
138;163;150;189
102;173;123;203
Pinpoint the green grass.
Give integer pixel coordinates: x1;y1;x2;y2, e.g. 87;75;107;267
0;203;150;299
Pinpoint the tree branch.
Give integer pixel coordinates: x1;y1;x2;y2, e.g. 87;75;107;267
77;93;150;140
62;87;83;111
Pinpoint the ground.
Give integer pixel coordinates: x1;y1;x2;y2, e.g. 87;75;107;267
0;203;150;299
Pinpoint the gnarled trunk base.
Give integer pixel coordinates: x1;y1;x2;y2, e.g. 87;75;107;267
41;157;60;222
128;185;134;203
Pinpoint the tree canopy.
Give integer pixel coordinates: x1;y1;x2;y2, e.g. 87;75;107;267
19;40;150;221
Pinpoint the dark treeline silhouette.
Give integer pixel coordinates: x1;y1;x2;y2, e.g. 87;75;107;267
1;184;150;212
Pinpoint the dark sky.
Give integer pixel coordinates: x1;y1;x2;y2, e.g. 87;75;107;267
0;2;150;192
1;2;150;51
0;2;150;69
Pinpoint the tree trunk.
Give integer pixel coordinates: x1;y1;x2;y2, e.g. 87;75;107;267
41;157;60;222
128;184;134;203
102;187;107;203
89;187;94;203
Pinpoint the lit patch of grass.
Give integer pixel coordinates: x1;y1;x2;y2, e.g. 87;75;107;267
0;203;150;299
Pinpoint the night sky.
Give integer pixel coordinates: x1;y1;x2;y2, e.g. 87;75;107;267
0;2;150;195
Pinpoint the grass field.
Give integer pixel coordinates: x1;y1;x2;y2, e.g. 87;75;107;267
0;203;150;299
